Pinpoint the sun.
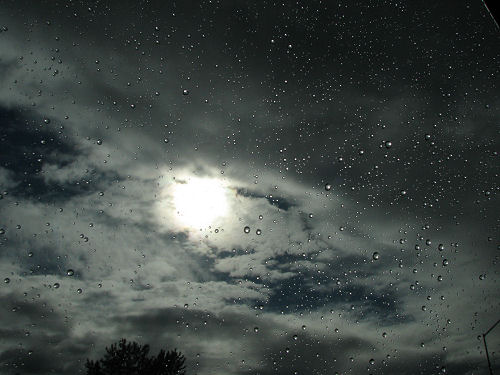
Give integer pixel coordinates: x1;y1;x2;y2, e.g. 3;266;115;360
172;177;229;229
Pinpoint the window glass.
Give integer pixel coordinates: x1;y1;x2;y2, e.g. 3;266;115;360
0;1;498;374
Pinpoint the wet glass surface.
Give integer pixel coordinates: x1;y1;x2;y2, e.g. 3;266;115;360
0;1;499;374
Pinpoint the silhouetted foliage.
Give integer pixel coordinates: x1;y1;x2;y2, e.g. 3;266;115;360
86;338;186;375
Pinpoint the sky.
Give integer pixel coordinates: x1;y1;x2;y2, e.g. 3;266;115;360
0;0;499;374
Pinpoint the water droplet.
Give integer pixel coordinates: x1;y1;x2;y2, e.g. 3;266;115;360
382;332;387;338
426;239;432;246
372;252;380;260
53;282;60;288
385;141;392;149
43;118;50;124
182;89;189;95
164;138;169;143
4;277;10;284
258;215;263;220
301;325;306;330
244;226;250;233
438;244;444;251
308;213;313;218
76;288;83;294
254;327;259;333
325;183;332;191
256;229;262;235
400;190;407;196
425;134;431;140
369;358;375;365
96;139;102;145
66;269;74;276
442;259;448;266
292;334;298;340
479;274;486;280
0;228;5;235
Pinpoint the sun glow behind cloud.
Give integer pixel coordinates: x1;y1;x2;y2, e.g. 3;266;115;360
171;177;229;229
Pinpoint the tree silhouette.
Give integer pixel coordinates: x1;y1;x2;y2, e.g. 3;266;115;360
86;338;186;375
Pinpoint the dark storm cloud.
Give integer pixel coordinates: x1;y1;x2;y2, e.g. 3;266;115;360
0;106;124;203
236;187;295;211
110;306;374;374
0;292;94;375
